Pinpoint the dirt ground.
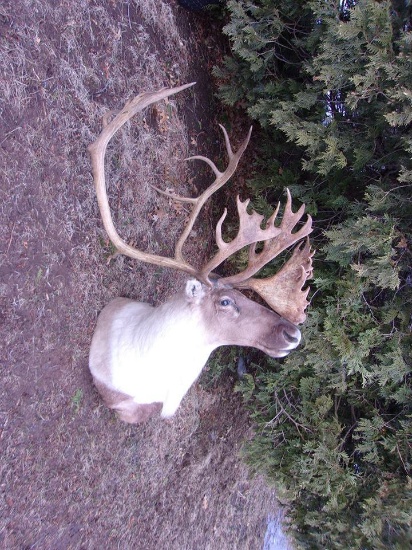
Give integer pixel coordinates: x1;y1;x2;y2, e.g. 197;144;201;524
0;1;290;548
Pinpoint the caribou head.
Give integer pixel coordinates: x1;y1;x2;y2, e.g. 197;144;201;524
88;83;313;424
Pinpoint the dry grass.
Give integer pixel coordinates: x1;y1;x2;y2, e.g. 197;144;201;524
0;1;291;548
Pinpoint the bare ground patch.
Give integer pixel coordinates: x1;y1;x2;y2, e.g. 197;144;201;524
0;1;288;548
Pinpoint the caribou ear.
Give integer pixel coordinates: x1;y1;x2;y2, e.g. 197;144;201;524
185;279;206;304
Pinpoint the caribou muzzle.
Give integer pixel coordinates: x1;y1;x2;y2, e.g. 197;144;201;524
263;319;302;358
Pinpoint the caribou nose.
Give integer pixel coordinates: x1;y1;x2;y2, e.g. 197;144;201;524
283;330;300;344
282;324;301;347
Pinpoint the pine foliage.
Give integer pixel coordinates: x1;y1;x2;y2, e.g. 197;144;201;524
215;1;412;547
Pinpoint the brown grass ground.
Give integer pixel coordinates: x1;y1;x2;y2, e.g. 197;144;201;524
0;1;291;548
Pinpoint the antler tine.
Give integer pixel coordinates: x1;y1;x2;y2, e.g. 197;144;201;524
184;125;242;179
171;125;253;265
198;196;284;280
151;124;252;252
88;83;201;278
198;189;312;285
219;189;312;286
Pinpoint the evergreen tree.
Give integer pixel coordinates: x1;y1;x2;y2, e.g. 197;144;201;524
215;1;412;547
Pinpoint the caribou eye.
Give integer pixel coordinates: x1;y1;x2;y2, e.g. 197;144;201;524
220;299;231;307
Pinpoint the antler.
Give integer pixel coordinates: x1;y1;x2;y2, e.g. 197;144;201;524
88;83;251;284
88;83;314;324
